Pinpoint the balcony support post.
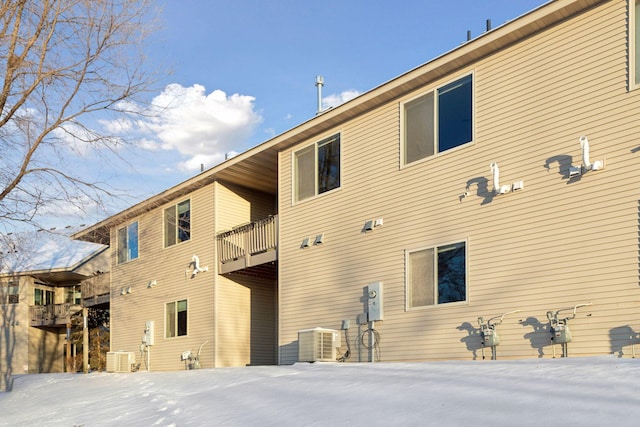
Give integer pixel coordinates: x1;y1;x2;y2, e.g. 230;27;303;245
83;307;89;374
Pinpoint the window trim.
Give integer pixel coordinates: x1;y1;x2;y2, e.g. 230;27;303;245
163;199;191;248
400;73;475;168
292;132;342;204
405;239;469;311
631;0;640;90
165;298;188;339
116;221;139;264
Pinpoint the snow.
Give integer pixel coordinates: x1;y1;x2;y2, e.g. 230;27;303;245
0;230;106;274
1;356;639;426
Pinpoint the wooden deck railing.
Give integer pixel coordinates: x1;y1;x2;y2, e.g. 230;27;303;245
81;273;110;307
30;303;82;327
216;215;278;273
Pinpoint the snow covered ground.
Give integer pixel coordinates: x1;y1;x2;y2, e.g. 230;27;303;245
1;356;639;426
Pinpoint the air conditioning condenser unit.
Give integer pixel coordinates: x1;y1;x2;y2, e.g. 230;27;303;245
106;351;135;373
298;327;340;362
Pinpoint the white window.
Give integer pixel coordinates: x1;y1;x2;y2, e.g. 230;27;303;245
166;299;188;338
406;241;467;309
117;221;138;264
632;0;640;88
294;134;341;202
402;74;473;165
164;200;190;247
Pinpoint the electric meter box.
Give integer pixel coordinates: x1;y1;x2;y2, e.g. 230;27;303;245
367;282;384;321
144;320;155;346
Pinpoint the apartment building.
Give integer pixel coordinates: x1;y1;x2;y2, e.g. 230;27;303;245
76;0;640;369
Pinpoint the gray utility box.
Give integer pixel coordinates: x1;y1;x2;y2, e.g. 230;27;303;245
481;329;500;347
551;324;572;344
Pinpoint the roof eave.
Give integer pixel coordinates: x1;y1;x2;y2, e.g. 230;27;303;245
74;0;607;244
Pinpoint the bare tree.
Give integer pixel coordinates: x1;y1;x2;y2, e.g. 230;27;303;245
0;0;157;230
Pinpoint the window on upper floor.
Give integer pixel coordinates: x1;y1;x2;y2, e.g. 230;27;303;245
34;288;55;306
402;74;473;165
1;285;19;304
164;200;191;247
65;287;81;305
632;0;640;88
294;133;341;202
166;299;188;338
117;221;139;264
406;241;467;309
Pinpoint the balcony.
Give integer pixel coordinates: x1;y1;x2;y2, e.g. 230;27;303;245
217;215;277;275
30;303;82;327
81;273;110;307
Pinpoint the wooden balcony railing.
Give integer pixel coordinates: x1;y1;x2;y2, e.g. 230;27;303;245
81;273;110;307
30;303;82;327
217;215;278;274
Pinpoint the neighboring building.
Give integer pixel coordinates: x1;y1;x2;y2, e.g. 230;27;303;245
0;232;109;390
77;0;640;369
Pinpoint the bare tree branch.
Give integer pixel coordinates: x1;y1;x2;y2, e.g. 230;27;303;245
0;0;158;230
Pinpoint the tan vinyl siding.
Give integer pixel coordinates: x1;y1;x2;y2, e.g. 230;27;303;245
110;184;216;371
215;274;277;366
0;281;28;375
28;328;65;373
109;180;277;370
215;182;276;231
278;0;640;363
214;181;277;367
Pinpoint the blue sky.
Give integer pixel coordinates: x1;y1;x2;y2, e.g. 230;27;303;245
48;0;548;227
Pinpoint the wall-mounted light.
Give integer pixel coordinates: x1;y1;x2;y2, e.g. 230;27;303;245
147;280;157;288
301;237;311;248
314;234;324;245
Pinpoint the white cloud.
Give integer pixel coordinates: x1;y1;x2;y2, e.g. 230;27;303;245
98;117;133;134
136;138;161;151
322;89;360;109
101;83;262;171
51;122;123;156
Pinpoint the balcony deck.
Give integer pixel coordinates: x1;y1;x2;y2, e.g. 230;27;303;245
81;273;110;307
217;215;278;275
30;303;82;327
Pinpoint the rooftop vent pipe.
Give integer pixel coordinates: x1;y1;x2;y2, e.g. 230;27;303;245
315;75;324;115
467;19;492;41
